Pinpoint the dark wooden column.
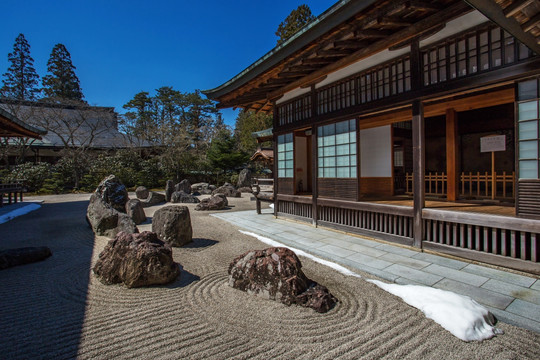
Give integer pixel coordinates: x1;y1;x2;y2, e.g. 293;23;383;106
311;127;318;226
273;104;278;217
412;100;425;248
446;108;459;201
311;85;318;226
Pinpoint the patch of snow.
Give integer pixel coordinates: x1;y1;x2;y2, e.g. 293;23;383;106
368;279;503;342
0;203;41;224
239;230;361;278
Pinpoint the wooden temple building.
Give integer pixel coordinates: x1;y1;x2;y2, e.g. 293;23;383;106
204;0;540;274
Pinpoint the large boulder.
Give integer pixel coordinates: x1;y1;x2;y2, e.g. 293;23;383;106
238;187;253;193
126;199;146;225
195;194;228;211
140;191;166;208
87;177;138;238
171;191;200;204
165;180;175;202
175;179;192;194
228;247;337;313
0;247;52;270
192;183;216;195
212;183;241;198
152;206;193;247
237;168;252;188
93;231;179;288
93;175;129;213
135;186;149;200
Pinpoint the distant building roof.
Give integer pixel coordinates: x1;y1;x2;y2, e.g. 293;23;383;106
0;99;150;149
252;128;273;142
250;148;274;163
0;106;46;139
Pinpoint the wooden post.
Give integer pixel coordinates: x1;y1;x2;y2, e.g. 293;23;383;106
446;108;459;201
273;104;278;217
412;100;425;248
492;151;496;200
312;126;318;226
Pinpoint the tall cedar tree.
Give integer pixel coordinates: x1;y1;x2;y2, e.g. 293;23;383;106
275;4;315;45
42;44;84;101
1;34;41;100
234;109;273;154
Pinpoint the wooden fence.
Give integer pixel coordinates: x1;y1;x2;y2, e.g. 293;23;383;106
406;171;515;199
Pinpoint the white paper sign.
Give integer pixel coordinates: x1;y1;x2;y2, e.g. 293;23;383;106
480;135;505;153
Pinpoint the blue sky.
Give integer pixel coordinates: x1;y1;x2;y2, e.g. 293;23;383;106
1;0;336;128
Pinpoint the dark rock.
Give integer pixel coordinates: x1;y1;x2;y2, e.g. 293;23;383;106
191;182;212;195
126;199;146;225
171;191;200;204
93;175;129;213
93;231;179;288
237;168;252;188
228;247;337;313
87;181;138;238
175;179;192;194
0;247;52;270
212;183;241;198
238;186;253;193
165;180;175;202
140;191;166;208
152;206;193;247
135;186;149;200
195;194;228;211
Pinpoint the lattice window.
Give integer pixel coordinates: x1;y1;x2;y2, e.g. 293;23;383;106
317;119;357;178
277;133;294;178
277;94;312;126
423;25;534;86
517;78;540;180
359;57;410;105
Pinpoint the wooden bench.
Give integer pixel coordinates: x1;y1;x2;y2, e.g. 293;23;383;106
0;183;25;207
252;178;274;214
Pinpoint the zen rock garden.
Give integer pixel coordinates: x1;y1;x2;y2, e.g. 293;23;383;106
87;174;335;313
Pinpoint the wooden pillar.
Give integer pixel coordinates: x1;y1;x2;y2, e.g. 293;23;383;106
446;108;459;201
312;127;318;226
412;100;425;248
311;85;319;226
273;104;278;217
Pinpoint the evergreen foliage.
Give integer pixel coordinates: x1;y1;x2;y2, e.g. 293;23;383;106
275;4;315;45
234;109;273;154
42;44;84;101
1;34;41;100
207;129;249;176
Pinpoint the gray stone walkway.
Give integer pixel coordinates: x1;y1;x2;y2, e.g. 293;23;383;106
212;209;540;334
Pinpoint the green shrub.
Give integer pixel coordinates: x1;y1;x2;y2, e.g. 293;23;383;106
5;162;52;191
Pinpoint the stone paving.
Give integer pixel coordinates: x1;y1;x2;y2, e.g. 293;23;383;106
212;209;540;334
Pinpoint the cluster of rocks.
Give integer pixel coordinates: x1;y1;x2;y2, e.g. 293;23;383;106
164;180;200;204
86;175;140;238
228;247;338;313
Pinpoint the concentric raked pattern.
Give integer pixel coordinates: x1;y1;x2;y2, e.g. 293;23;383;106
1;197;539;360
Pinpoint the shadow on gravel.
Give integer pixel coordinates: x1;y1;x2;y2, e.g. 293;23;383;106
183;238;219;249
0;200;93;359
161;264;200;289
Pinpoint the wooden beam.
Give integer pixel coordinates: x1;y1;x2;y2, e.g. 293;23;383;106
301;57;334;65
446;108;459;202
503;0;535;17
465;0;540;55
355;29;394;38
332;40;370;49
278;71;309;78
522;12;540;33
317;48;354;57
377;16;414;27
268;1;471;100
406;1;443;12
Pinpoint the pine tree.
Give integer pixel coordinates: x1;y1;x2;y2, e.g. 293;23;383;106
1;33;41;100
42;44;84;101
275;4;315;45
